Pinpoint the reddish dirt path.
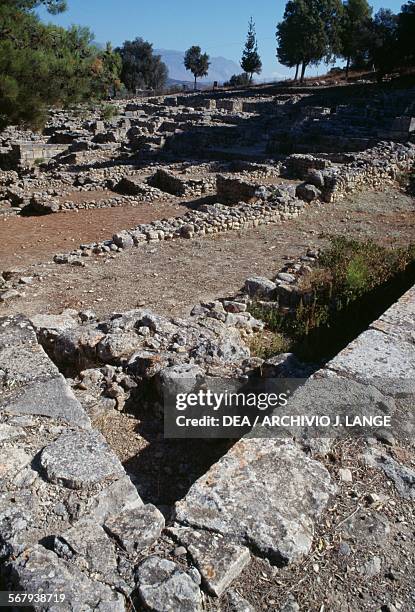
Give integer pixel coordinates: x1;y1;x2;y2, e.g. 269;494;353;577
0;202;189;269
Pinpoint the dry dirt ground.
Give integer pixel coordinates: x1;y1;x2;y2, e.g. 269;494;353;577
0;199;188;269
1;185;414;320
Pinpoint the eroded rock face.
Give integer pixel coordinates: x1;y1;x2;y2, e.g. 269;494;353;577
175;439;335;564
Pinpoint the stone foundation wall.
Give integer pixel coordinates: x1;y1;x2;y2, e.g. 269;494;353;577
216;174;260;203
285;154;331;179
12;142;69;167
322;142;415;202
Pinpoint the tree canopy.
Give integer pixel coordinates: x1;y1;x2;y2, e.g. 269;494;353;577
339;0;372;78
0;0;121;129
1;0;67;13
276;0;343;81
116;38;168;92
277;0;415;81
241;18;262;82
224;73;251;87
184;46;210;90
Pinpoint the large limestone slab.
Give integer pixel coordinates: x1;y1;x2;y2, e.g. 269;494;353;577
369;285;415;344
40;430;125;490
2;376;90;428
175;439;335;564
0;314;89;427
326;328;415;383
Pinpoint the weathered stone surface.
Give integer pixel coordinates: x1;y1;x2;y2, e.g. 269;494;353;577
364;449;415;500
244;276;276;298
370;285;415;344
26;195;59;215
296;182;321;202
169;527;250;597
157;364;205;398
40;430;125;490
104;504;164;554
278;376;396;438
0;491;40;559
327;328;415;382
30;311;78;337
0;315;89;427
8;545;125;611
88;474;143;522
0;446;31;480
0;423;26;442
54;518;120;584
97;331;142;362
112;231;134;249
176;440;335;564
0;315;37;349
2;375;90;428
136;556;202;612
227;589;255;612
306;168;325;188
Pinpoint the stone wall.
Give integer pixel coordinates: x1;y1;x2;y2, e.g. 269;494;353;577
216;174;261;203
0;315;144;609
54;196;305;262
322;141;415;202
12;142;69;167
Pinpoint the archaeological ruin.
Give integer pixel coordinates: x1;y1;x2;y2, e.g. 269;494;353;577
1;74;415;612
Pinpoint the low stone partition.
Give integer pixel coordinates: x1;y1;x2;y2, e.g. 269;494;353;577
284;153;331;179
174;282;415;581
54;196;305;262
216;99;244;113
148;168;215;197
285;142;415;204
51;141;415;265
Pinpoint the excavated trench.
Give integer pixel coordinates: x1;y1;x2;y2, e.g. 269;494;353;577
32;252;415;513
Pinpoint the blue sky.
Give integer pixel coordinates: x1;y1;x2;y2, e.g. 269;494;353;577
37;0;405;79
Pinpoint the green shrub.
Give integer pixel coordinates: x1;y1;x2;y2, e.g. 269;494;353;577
248;236;415;362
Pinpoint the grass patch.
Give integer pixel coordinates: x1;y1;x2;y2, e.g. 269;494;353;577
249;329;290;360
249;236;415;363
101;104;118;121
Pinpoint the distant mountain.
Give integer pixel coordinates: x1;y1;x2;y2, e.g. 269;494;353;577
155;49;240;84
